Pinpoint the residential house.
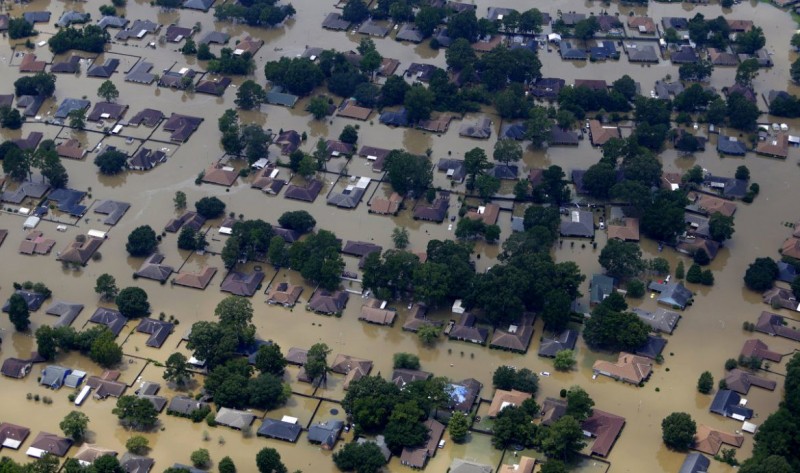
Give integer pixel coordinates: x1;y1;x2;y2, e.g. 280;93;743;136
438;159;467;183
689;193;737;218
13;131;44;152
581;409;626;457
307;420;344;449
19;54;46;73
628;16;656;34
740;339;782;363
391;368;432;389
693;425;743;456
588;120;620;146
165;25;192;43
115;20;159;40
762;287;799;311
369;193;403;216
413;195;449;222
97;16;129;29
129;148;166;171
327;177;370;209
723;369;777;394
359;299;397;326
330;354;373;390
632;308;681;334
449;459;493;473
559;41;587;61
199;31;229;45
538;329;579;357
173;267;217;290
18;232;56;256
136;318;173;348
15;95;45;117
399;419;444;469
590;274;615;306
679;453;710;473
1;358;33;379
782;237;800;260
560;210;595;238
201;162;238;187
86;371;127;399
129;109;164;127
135;254;173;282
648;281;694;309
358;20;389;37
396;23;424;43
57;236;104;266
627;44;659;63
285;348;308;366
418;114;453;132
754;311;800;341
671;46;699;64
560;13;586;26
487;389;531;417
0;423;30;449
220;270;265;297
215;408;256;430
56;139;86;160
717;135;748;156
51;56;83;74
162;113;203;142
183;0;215;11
257;417;301;442
45;300;84;328
266;282;303;307
87;59;120;78
264;86;298;107
591;40;619;61
459;117;492;139
490;314;534;353
607;217;640;242
25;432;72;458
167;396;209;416
40;366;71;389
756;133;789;159
635;335;667;360
285;179;323;202
380;109;409;127
274;130;301;155
308;290;349;315
540;398;567;426
708;48;739;67
447;378;482;412
337;99;372;121
233;36;263;56
530;78;565;101
709;390;753;419
89;307;126;336
549;126;580;146
120;453;154;473
55;98;91;120
449;313;488;345
165;211;205;233
321;12;349;31
592;352;653;385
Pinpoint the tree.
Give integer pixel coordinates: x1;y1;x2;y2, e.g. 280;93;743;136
393;353;420;370
8;17;36;39
492;405;537;449
267;236;288;268
698;371;714;394
464;147;492;189
744;257;778;291
194;196;225;219
112;395;159;430
215;296;255;344
115;287;150;318
612;75;637;101
235;80;266;110
446;38;476;70
97;80;119;102
342;0;369;22
289;230;345;290
583;303;649;352
94;149;127;175
735;59;760;88
379;75;409;107
492;366;538;394
553;350;576;371
662;412;697;451
125;435;149;454
493;139;522;169
540;460;568;473
163;352;192;386
736;26;765;54
339;125;358;145
740;456;792;473
0;105;23;130
68;108;86;130
574;17;600;44
90;330;123;367
95;274;118;301
60;411;89;441
384;151;432;197
7;293;30;331
126;226;157;257
525;106;554;148
14;72;57;98
256;447;287;473
735;165;750;181
474;174;500;201
582;162;617;199
254;343;286;376
197;42;214;60
541;416;586;461
599;239;644;279
565;387;594;422
448;412;470;443
404;84;435;123
2;145;29;182
709;212;735;242
676;260;685;280
218;457;236;473
307;96;329;120
332;442;387;473
190;449;210;468
180;37;197;55
417;324;441;346
304;342;331;386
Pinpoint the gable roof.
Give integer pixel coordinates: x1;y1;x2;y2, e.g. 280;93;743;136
359;300;397;326
693;425;743;455
459;117;492;139
413;195;449;222
723;368;777;394
45;300;84;327
2;289;47;311
581;409;625;457
321;12;349;30
679;453;710;473
285;179;323;202
391;368;432;388
1;358;33;379
717;135;747;155
167;396;209;416
754;311;800;340
740;339;782;363
592;352;653;384
120;453;154;473
490;315;534;353
195;77;231;96
307;420;344;449
129;108;164;127
632;307;680;334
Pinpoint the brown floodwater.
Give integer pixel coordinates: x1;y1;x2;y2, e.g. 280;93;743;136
1;0;800;471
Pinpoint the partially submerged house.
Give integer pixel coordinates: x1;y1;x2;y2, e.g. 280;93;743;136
709;390;753;420
581;409;626;457
693;425;743;456
740;339;782;363
632;307;681;334
307;420;344;449
45;300;84;327
26;432;72;458
215;408;256;430
449;313;488;345
308;290;349;315
754;311;800;341
413;195;449;222
447;378;482;413
284;179;323;203
136;318;174;348
0;423;30;449
723;369;777;394
490;315;534;353
592;352;653;385
266;282;303;307
1;358;33;379
359;299;397;326
257;417;302;442
88;307;126;336
391;368;432;389
458;117;492;139
173;267;217;290
538;329;579;357
162;113;203;142
648;281;693;310
330;354;373;390
588;120;620;146
399;419;444;469
135;254;174;282
487;389;531;418
560;210;594;238
220;270;265;297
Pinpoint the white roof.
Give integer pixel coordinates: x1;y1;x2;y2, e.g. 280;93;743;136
548;33;561;41
251;158;269;169
233;48;245;55
281;415;298;424
19;207;30;215
88;229;106;239
26;447;46;458
219;226;232;235
23;216;40;229
3;439;22;449
452;299;465;314
742;421;757;433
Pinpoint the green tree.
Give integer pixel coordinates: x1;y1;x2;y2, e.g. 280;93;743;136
793;58;800;83
709;212;735;242
97;80;119;102
391;226;410;249
744;257;778;291
662;412;697;451
7;293;30;331
574;17;600;44
736;26;765;54
194;196;226;219
448;411;470;443
289;230;345;290
446;38;476;70
14;72;57;97
267;236;288;268
492;405;537;449
417;324;441;346
599;239;644;279
112;395;159;430
384;151;432;197
115;287;150;318
68;108;86;129
541;416;586;461
254;343;286;376
332;442;386;473
342;0;369;22
235;80;266;110
525;106;554;148
493;139;522;169
90;330;123;367
172;191;186;210
190;448;210;468
553;350;576;371
163;352;192;386
304;342;331;386
582;162;617;199
218;457;236;473
94;149;127;175
565;386;594;421
474;174;500;201
59;411;89;441
676;260;685;280
180;37;197;55
0;105;23;130
698;371;714;394
379;75;409;107
256;447;287;473
540;460;568;473
583;302;649;352
307;96;329;120
215;296;255;343
393;352;420;370
125;435;149;454
404;84;435;123
464;147;492;189
339;125;359;145
735;59;760;87
8;17;36;39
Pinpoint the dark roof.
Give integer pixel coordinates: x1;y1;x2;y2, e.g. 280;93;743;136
358;20;389;37
438;159;466;182
115;20;159;40
87;59;120;78
538;329;578;357
581;409;625;457
165;211;205;233
183;0;215;11
128;148;166;170
89;307;126;336
1;180;49;204
168;396;209;416
94;200;129;225
88;102;128;122
413;195;449;222
321;12;349;30
649;282;693;309
308;290;349;314
2;290;46;312
459;117;492;139
709;390;752;419
23;11;50;23
195;77;231;96
391;368;432;388
56;11;89;27
27;432;72;457
129;108;164;127
380;108;409;127
45;300;84;327
1;358;33;378
16;95;45;117
162;113;203;142
284;179;323;202
55;98;90;120
490;164;518;180
447;378;482;412
257;418;302;442
199;31;229;45
549;126;580;145
502;123;526;140
560;41;587;60
307;420;344;448
635;335;667;360
47;188;87;215
754;311;800;341
490;315;534;352
342;241;382;257
165;24;192;42
632;307;680;334
590;40;619;61
125;62;156;84
265;86;299;107
136;318;174;348
671;46;699;64
272;227;300;243
560;210;594;238
396;23;424;43
220;270;265;297
530;77;565;100
51;56;83;74
628;44;659;63
327;183;368;209
679;453;710;473
449;313;488;345
120;453;154;473
405;63;437;82
97;16;128;29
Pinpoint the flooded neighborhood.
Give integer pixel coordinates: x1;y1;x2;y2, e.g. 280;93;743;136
1;0;800;472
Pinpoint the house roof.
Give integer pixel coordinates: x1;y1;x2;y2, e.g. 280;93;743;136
195;77;231;96
447;378;482;412
321;12;349;30
165;211;205;233
215;408;256;430
89;307;126;336
285;347;308;365
115;20;159;40
628;44;659;62
264;86;298;107
635;335;667;360
74;444;118;464
128;148;166;171
648;281;693;309
391;368;432;388
413;196;449;222
358;300;397;326
396;23;424;43
199;31;229;45
56;11;89;27
257;417;301;442
15;95;45;117
327;182;368;209
266;282;303;307
755;311;800;341
135;254;174;282
308;290;349;314
342;241;382;257
120;453;154;473
51;55;83;74
97;15;128;29
202;162;238;187
671;46;698;64
693;194;737;218
724;368;777;394
337;99;372;121
162;113;203;142
592;352;653;384
717;135;747;155
19;54;46;73
490;315;534;353
165;25;192;42
17;231;56;255
56;138;86;160
560;210;594;238
740;339;782;363
307;420;344;449
2;289;46;312
88;102;128;122
418;114;453;132
530;77;565;99
450;458;493;473
136;318;174;348
540;398;567;426
709;389;752;419
285;179;323;202
87;59;120;78
129;108;164;127
449;313;488;345
86;375;127;398
45;300;84;327
183;0;215;11
399;419;444;468
581;409;625;457
438;159;466;182
487;389;532;417
369;193;403;215
628;16;656;33
26;432;72;457
220;270;265;297
781;237;800;260
679;452;710;473
1;358;33;378
693;425;743;455
708;48;739;66
632;307;680;334
459;117;492;139
588;120;620;146
0;423;30;449
57;236;103;265
167;396;209;416
756;133;789;158
538;329;579;357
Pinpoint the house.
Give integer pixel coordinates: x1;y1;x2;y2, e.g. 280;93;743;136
16;95;45;117
628;16;656;34
391;368;432;389
86;371;127;399
87;59;120;78
370;193;403;216
120;453;154;473
740;339;782;363
330;354;373;389
717;135;748;156
627;44;659;63
549;126;580;146
55;98;91;120
690;194;737;218
128;148;166;171
380;109;409;127
450;459;493;473
727;19;753;32
162;113;203;142
57;236;103;266
199;31;229;45
632;308;680;334
592;352;653;385
399;419;444;469
540;398;567;426
490;164;518;180
51;56;83;74
257;417;302;442
158;68;196;89
19;54;46;73
0;423;30;449
754;311;800;341
356;436;391;462
607;217;640;242
762;287;799;311
635;335;667;360
129;109;164;127
671;46;699;65
358;20;389;37
89;307;126;336
559;41;587;61
307;420;344;449
45;300;84;327
756;133;789;159
321;12;349;31
538;329;579;357
648;281;693;309
97;16;129;29
447;378;482;412
264;86;298;107
267;282;303;307
708;48;739;67
173;267;217;290
654;81;684;100
327;177;370;209
165;24;192;43
201;162;238;187
560;210;595;238
136;318;173;348
215;408;256;430
418;114;453;133
2;358;33;379
679;453;710;473
74;444;118;466
56;139;86;160
438;159;467;182
449;313;488;345
274;130;301;155
726;83;757;103
167;396;209;416
285;347;308;366
396;23;425;43
272;227;300;244
589;274;615;306
115;20;159;40
182;0;214;11
342;241;382;258
703;175;748;199
709;390;753;419
165;211;205;233
135;254;173;282
591;40;619;61
232;36;263;56
782;237;800;260
308;290;349;315
406;63;437;82
414;195;449;222
337;99;372;121
560;12;586;26
466;203;500;226
135;382;167;412
693;425;743;456
402;304;441;333
18;232;56;256
2;290;46;312
581;409;625;457
724;369;777;394
56;10;89;27
285;179;323;203
359;299;397;326
588;120;620;146
40;366;71;389
220;270;265;297
378;57;400;76
490;314;534;353
487;389;532;417
25;432;72;458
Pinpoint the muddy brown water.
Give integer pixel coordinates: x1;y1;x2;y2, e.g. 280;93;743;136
1;0;800;472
